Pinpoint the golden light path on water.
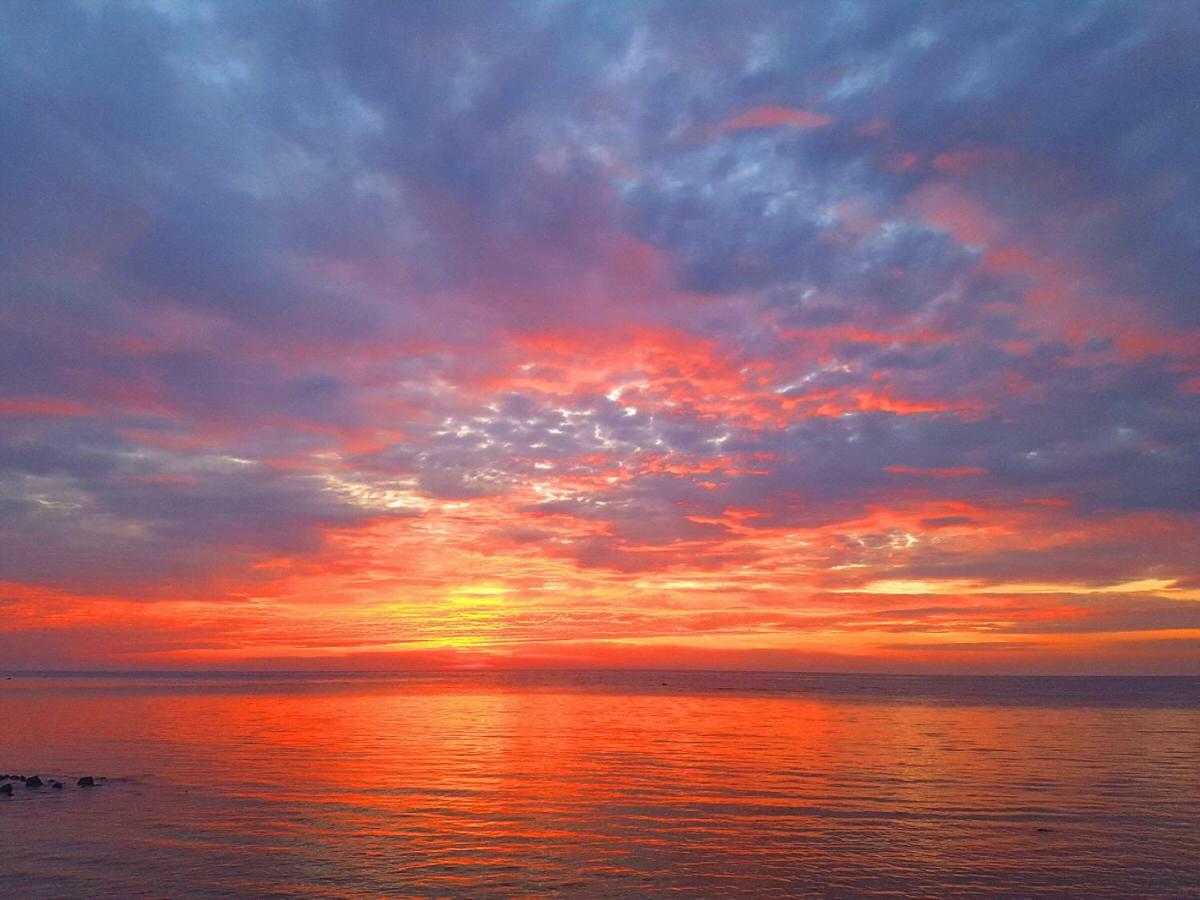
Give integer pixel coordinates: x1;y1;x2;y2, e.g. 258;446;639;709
2;671;1197;896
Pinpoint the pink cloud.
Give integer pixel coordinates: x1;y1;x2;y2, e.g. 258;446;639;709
718;106;832;132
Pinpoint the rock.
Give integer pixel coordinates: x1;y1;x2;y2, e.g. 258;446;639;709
25;776;43;788
50;780;63;789
77;776;95;787
0;784;11;796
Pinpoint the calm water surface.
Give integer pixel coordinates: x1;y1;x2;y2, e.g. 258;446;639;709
1;671;1197;897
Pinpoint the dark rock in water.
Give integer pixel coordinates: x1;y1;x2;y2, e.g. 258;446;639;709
25;776;43;788
50;780;63;789
77;776;96;787
0;783;11;796
1037;827;1052;833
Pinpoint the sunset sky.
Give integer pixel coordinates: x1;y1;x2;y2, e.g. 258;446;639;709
1;0;1198;673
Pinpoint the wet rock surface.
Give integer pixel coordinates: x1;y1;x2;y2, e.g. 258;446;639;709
1;772;107;797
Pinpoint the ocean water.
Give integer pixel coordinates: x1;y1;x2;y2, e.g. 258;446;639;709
1;671;1197;897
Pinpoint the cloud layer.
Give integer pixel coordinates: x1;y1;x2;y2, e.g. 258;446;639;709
1;0;1197;672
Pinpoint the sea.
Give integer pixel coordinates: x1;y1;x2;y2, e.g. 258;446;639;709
1;670;1197;897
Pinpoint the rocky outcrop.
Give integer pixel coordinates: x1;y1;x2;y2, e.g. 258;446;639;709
0;772;105;792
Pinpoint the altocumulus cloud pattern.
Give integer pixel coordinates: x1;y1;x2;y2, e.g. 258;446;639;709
1;0;1198;672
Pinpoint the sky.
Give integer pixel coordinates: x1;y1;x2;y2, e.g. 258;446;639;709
1;0;1198;673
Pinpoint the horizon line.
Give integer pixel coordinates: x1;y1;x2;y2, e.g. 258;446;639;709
5;667;1196;679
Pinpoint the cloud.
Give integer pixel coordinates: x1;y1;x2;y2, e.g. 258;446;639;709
717;106;832;132
0;0;1196;670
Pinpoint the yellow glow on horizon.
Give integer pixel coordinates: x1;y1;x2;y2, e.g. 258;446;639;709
447;583;512;606
856;577;1190;597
